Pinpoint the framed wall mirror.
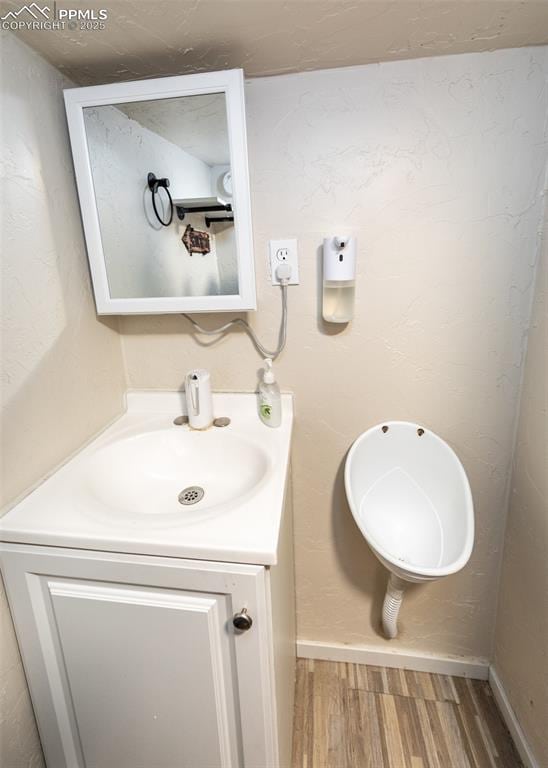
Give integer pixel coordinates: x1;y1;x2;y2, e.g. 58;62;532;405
64;69;256;314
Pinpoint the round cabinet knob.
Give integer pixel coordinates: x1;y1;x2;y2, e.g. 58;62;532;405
232;608;253;632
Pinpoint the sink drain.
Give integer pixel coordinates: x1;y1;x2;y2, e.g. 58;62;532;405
178;486;205;505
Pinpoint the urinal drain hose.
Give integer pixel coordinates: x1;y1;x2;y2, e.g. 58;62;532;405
382;574;406;639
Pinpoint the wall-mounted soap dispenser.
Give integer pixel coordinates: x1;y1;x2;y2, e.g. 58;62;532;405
322;236;356;323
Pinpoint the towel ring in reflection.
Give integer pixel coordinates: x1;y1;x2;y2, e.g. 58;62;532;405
147;172;173;227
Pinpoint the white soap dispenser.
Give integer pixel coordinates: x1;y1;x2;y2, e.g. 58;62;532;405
322;235;356;323
258;358;282;427
185;369;214;430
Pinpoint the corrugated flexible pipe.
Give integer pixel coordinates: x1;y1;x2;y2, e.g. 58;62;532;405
382;573;406;639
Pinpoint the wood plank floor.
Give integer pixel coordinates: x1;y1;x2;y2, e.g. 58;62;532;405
292;660;523;768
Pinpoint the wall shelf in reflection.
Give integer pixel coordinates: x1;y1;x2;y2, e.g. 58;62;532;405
205;215;234;229
173;196;232;221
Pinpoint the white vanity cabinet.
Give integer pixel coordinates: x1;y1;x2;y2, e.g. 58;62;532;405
0;392;296;768
1;543;295;768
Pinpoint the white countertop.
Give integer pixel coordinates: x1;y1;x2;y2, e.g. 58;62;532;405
0;391;293;566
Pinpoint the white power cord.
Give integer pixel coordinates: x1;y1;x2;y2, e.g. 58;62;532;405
181;263;291;360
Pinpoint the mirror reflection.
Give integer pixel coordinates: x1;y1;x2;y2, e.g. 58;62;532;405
83;93;238;299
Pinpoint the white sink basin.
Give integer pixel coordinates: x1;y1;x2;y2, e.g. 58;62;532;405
0;392;293;565
83;427;270;523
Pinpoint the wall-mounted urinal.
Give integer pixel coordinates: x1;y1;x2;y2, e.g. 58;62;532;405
344;421;474;639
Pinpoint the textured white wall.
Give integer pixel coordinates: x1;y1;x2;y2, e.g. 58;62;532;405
120;47;548;661
85;105;235;299
0;32;126;765
494;208;548;766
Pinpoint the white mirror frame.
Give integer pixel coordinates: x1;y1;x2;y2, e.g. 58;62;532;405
64;69;256;314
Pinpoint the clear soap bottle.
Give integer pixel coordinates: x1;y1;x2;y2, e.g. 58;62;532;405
322;236;357;323
258;358;282;427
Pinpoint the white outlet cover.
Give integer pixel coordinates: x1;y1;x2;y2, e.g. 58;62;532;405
268;239;299;285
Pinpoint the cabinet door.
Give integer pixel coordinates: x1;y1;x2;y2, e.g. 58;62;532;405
1;546;277;768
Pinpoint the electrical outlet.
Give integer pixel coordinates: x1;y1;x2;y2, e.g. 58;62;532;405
269;239;299;285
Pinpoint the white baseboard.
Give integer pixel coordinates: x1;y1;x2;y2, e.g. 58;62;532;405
297;640;489;680
488;666;539;768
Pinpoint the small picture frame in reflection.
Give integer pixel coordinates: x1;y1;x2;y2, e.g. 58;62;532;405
182;225;211;256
